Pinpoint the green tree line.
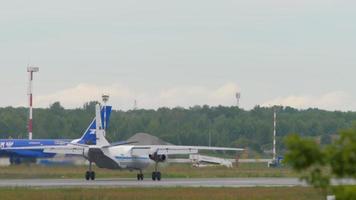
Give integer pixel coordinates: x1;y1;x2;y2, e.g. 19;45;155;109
0;102;355;156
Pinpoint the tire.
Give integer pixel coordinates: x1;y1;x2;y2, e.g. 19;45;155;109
90;171;95;180
10;157;21;165
85;171;90;180
157;172;161;181
152;172;156;181
137;174;143;181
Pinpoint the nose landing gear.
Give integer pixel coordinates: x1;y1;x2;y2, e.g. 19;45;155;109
137;170;144;180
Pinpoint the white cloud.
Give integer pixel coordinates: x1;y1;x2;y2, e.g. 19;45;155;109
18;84;355;111
262;91;355;111
28;83;135;109
154;83;240;108
211;83;240;100
25;82;241;110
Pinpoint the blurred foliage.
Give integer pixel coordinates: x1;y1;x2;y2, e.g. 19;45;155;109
328;129;356;179
333;186;356;200
284;134;326;171
284;128;356;199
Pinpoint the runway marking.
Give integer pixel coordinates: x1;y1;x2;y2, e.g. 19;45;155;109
0;178;306;188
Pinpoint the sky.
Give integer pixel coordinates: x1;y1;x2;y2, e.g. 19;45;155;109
0;0;355;111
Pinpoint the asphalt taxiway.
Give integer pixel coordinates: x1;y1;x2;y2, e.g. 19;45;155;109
0;178;305;188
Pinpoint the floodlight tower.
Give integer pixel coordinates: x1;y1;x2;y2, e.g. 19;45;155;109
27;66;39;140
102;94;109;133
235;92;241;107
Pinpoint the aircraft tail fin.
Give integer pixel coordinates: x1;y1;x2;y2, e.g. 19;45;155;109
73;104;112;145
94;104;110;147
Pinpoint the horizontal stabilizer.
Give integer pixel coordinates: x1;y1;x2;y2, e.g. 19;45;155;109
102;141;139;148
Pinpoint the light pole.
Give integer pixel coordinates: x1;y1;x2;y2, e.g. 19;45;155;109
273;106;277;162
27;67;39;140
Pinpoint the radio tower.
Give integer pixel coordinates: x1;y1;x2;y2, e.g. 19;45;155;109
27;66;39;140
235;92;241;107
134;99;137;110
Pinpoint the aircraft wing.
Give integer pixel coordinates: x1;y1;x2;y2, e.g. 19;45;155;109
131;145;243;156
2;145;86;155
43;146;85;155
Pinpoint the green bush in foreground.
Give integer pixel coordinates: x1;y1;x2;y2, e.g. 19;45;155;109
284;127;356;199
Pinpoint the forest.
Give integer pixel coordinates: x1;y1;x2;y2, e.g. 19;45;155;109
0;101;355;157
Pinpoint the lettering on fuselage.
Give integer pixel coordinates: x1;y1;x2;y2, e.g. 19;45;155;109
29;142;40;145
0;141;14;149
54;141;67;145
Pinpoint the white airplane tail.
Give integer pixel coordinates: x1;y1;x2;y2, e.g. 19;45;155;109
95;104;110;147
71;104;112;145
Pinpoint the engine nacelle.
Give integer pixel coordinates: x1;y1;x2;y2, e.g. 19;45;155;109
149;153;167;162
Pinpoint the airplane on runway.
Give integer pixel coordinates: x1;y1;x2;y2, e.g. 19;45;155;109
4;104;244;181
0;106;112;164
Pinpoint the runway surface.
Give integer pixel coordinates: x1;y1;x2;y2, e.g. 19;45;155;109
0;178;306;188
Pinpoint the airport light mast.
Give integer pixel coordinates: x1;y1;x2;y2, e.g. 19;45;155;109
273;107;277;161
27;66;39;140
267;105;282;168
102;94;109;134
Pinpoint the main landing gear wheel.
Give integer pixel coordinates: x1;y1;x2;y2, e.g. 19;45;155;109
90;171;95;180
85;161;95;181
85;171;95;180
137;173;144;181
151;161;162;181
152;171;161;181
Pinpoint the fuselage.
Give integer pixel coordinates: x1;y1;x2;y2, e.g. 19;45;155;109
0;139;71;158
91;145;153;171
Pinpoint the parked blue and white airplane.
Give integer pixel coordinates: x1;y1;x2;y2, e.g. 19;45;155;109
0;106;112;164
